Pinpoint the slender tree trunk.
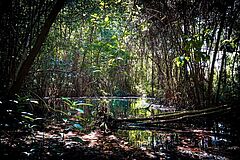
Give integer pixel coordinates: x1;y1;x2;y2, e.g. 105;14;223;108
207;10;226;105
215;50;226;104
215;4;237;104
150;34;155;97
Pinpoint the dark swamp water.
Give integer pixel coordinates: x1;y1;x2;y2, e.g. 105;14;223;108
46;97;240;160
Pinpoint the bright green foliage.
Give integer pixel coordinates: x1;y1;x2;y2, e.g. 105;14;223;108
176;33;210;67
175;56;190;67
127;130;152;146
61;97;93;130
24;0;240;107
220;39;238;53
30;0;137;97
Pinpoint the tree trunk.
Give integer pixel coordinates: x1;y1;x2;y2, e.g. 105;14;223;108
8;0;65;96
215;4;237;104
207;11;226;105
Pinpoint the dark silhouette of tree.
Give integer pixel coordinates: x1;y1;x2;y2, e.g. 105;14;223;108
0;0;65;97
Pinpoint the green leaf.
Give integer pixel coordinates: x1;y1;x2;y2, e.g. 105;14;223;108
73;115;85;120
93;70;101;73
72;101;78;106
62;118;68;122
91;13;99;19
176;61;181;67
73;124;83;130
75;108;84;113
61;97;70;101
30;100;39;104
62;97;72;106
21;112;33;116
185;56;190;61
71;137;83;142
175;56;184;67
116;57;123;61
104;16;109;22
22;115;34;121
76;103;93;107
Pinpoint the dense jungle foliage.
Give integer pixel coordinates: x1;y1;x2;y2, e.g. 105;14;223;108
0;0;240;159
1;0;240;107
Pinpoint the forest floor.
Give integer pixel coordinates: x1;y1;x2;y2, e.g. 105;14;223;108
0;121;240;160
0;122;161;160
1;117;240;160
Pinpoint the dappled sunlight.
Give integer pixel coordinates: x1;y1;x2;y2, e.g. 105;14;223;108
1;0;240;159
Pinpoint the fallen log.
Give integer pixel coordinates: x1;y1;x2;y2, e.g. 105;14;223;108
115;105;230;123
131;106;231;126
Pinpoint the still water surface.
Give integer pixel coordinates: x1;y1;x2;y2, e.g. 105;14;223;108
49;97;239;159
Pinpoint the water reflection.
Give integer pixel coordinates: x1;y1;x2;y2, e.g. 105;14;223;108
46;97;239;159
108;97;175;119
116;122;236;160
46;96;175;119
